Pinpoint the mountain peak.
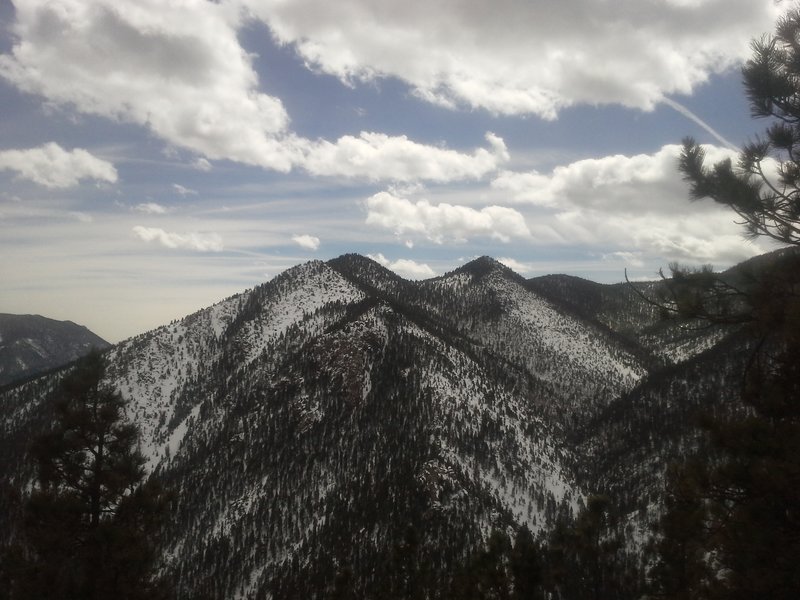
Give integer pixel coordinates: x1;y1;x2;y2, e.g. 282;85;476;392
328;253;411;293
328;252;389;275
450;255;521;282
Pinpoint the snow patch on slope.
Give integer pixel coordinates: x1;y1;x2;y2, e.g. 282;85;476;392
489;272;644;384
395;318;582;534
234;262;366;365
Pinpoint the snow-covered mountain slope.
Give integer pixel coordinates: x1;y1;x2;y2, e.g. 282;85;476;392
422;261;646;410
153;302;584;597
0;313;109;387
527;273;738;365
573;328;758;555
333;255;648;427
0;253;757;599
103;260;365;470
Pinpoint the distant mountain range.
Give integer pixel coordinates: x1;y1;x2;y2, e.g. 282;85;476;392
0;252;772;598
0;313;109;387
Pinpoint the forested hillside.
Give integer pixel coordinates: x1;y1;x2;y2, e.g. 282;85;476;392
0;251;766;598
0;314;109;387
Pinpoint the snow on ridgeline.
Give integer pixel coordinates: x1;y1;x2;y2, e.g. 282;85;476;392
105;290;245;471
205;305;389;549
232;261;366;366
419;262;647;416
105;261;365;472
486;271;645;384
395;317;582;535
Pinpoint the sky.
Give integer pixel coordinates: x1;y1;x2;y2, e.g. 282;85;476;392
0;0;790;343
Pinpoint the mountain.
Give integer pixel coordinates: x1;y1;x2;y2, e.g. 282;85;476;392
0;313;110;387
526;273;731;366
0;254;755;598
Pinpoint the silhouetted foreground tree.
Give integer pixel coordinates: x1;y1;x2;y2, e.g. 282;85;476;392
5;350;172;599
450;497;639;600
650;325;800;599
545;496;638;600
450;527;549;600
649;8;800;599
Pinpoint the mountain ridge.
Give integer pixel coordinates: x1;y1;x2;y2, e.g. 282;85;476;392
0;252;765;598
0;313;110;387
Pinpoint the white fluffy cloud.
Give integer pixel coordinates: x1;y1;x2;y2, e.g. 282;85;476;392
132;226;223;252
68;211;93;223
0;142;117;188
291;234;320;250
492;143;764;264
0;0;508;183
497;257;536;275
493;144;739;212
603;251;645;268
302;132;508;182
367;253;436;279
365;191;531;243
0;0;296;170
244;0;783;117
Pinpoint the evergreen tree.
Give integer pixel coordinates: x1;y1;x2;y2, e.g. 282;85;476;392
552;495;632;600
450;530;514;600
7;350;171;599
573;495;614;600
651;326;800;598
541;515;575;599
330;565;354;600
509;525;541;600
650;8;800;599
648;463;713;600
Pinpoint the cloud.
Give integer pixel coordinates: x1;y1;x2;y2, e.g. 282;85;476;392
367;253;436;279
301;132;508;182
497;257;536;275
291;234;320;250
627;217;761;264
492;143;764;264
492;144;739;213
603;251;645;268
0;0;292;170
173;184;198;196
244;0;784;117
0;0;508;183
193;158;212;171
132;226;223;252
68;211;93;223
134;202;168;214
365;191;531;243
0;142;117;188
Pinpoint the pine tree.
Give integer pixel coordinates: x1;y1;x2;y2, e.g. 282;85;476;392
509;525;541;600
648;463;713;600
534;496;635;600
8;350;171;599
573;495;613;600
650;8;800;599
449;530;513;600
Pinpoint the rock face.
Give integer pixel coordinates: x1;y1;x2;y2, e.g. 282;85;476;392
0;254;755;598
0;313;109;387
